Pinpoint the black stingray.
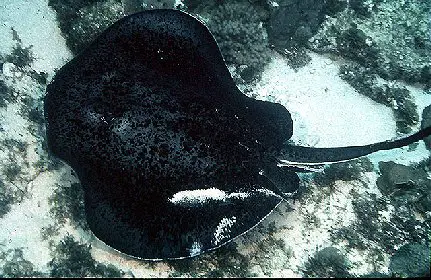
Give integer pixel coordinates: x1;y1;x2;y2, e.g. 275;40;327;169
44;9;431;260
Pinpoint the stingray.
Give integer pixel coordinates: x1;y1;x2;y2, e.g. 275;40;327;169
44;9;431;260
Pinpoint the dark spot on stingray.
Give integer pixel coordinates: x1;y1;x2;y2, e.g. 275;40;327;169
44;9;431;260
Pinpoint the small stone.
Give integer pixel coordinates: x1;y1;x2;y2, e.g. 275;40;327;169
2;62;19;78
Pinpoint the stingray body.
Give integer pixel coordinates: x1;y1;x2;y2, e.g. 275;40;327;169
44;9;431;260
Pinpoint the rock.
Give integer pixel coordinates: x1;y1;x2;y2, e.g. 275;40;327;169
123;0;143;14
303;247;351;278
267;0;326;49
377;161;431;213
267;0;347;50
389;243;430;277
377;161;421;194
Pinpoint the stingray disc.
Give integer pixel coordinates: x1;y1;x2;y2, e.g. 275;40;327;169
44;9;295;260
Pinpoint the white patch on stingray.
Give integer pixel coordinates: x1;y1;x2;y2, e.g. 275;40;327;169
255;188;279;198
168;188;250;205
188;241;203;257
213;216;237;246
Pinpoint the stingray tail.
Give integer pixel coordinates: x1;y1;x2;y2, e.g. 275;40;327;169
278;126;431;168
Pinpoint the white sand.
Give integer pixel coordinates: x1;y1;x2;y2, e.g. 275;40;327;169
251;52;397;148
0;0;72;274
0;0;72;74
0;169;69;272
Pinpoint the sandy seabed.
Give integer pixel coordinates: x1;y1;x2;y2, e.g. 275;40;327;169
0;0;430;277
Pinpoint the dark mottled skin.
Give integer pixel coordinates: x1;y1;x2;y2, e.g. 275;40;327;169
44;9;296;260
44;9;431;260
